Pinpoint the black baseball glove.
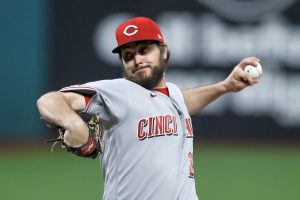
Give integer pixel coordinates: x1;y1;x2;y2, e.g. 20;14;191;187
46;113;104;159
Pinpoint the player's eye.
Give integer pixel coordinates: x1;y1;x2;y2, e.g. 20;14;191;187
123;52;134;62
139;47;149;55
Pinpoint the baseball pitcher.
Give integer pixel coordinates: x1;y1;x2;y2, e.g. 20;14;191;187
37;16;261;200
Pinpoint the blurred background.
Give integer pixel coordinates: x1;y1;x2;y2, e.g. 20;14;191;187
1;0;300;199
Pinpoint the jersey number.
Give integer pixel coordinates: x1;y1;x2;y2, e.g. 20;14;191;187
188;152;194;178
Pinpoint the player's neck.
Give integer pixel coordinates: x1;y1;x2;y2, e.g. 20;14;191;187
153;76;169;96
153;76;167;89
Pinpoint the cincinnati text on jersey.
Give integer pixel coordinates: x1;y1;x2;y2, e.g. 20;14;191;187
137;115;193;140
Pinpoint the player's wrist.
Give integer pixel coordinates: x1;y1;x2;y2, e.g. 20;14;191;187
64;120;89;147
216;81;230;94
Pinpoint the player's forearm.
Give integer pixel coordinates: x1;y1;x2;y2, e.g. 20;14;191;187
37;92;79;128
182;81;228;116
37;91;89;146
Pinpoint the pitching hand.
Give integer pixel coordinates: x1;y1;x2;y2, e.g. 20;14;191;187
222;57;261;92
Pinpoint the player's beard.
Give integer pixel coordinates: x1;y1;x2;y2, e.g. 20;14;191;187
122;56;167;89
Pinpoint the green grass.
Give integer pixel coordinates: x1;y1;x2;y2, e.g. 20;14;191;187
1;144;300;200
0;149;102;200
196;144;300;200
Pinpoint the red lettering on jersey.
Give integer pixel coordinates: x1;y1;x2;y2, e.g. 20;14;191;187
172;116;178;136
147;117;154;138
137;119;147;140
137;115;178;140
185;118;194;138
165;115;172;135
155;116;164;136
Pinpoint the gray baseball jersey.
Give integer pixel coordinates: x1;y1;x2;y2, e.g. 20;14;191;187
60;78;199;200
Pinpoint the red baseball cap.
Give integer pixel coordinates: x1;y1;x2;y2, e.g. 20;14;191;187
112;17;165;53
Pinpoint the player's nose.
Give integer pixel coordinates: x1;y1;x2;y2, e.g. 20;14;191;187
133;54;144;67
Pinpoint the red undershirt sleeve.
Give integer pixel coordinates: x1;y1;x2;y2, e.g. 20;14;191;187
83;94;92;105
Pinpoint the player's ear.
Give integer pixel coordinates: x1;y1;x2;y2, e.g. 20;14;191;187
162;44;168;60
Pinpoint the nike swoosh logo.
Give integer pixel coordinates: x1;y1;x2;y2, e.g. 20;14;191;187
150;93;157;98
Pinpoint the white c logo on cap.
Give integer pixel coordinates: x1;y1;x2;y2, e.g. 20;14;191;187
123;25;138;36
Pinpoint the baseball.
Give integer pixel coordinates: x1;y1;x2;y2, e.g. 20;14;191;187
244;62;262;79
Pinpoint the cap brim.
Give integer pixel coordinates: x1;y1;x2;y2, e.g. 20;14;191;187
112;46;121;53
112;39;162;54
